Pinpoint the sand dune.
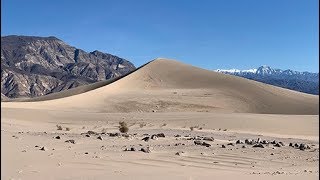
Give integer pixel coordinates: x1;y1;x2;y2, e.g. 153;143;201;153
2;58;319;180
2;58;318;114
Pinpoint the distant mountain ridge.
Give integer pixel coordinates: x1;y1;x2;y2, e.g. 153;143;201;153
1;35;136;99
215;66;319;95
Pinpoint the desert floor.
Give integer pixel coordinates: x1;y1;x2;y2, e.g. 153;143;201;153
1;110;318;180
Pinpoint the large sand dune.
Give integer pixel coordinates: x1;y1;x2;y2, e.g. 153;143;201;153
1;58;319;180
2;58;318;114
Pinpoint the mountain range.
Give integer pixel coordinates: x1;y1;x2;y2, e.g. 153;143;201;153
1;35;318;100
1;35;136;99
215;66;319;95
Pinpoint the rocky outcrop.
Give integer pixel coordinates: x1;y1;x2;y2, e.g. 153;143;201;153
1;35;136;99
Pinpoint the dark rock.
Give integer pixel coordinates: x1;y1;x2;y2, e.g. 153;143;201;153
156;133;165;138
175;151;185;156
221;145;226;148
227;143;234;146
274;143;281;147
140;147;151;153
194;140;202;145
252;144;264;148
151;135;158;140
87;131;98;135
299;144;310;151
97;136;103;140
55;136;61;139
236;140;244;144
142;137;150;142
202;142;211;147
85;134;90;137
245;139;253;145
108;133;120;137
40;146;48;151
174;135;181;137
65;140;75;144
203;137;214;141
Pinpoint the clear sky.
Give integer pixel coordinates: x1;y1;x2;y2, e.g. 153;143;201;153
2;0;319;72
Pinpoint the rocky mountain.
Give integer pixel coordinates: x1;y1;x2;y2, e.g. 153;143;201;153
1;35;136;99
215;66;319;95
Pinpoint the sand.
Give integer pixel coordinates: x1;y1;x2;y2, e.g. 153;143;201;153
1;58;319;179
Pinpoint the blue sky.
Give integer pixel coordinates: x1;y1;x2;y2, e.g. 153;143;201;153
2;0;319;72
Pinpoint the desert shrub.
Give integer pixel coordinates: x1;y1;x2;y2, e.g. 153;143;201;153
56;125;63;130
139;122;147;128
119;121;129;133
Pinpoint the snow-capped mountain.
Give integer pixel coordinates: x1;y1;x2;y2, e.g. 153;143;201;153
215;66;319;95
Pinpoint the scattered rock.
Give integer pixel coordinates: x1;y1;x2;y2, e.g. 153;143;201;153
97;136;103;140
257;138;261;143
85;152;88;154
252;144;264;148
242;145;246;148
108;133;120;137
270;153;274;155
85;134;90;137
151;135;158;140
194;140;202;145
65;140;76;144
245;139;253;145
279;142;285;146
236;140;244;144
174;134;181;137
202;142;211;147
203;137;214;141
142;137;150;142
221;145;226;148
35;145;39;147
124;147;136;151
227;143;234;146
175;151;185;156
86;131;98;135
262;140;269;144
55;136;61;139
274;143;281;147
299;144;310;151
156;133;165;138
289;143;293;147
40;146;48;151
141;147;151;153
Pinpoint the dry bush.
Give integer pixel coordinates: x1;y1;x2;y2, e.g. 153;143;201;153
119;121;129;133
139;122;147;128
56;125;63;130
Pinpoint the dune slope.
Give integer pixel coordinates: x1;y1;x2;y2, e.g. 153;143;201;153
1;58;318;114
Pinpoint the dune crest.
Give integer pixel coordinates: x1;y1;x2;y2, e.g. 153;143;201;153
2;58;318;114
